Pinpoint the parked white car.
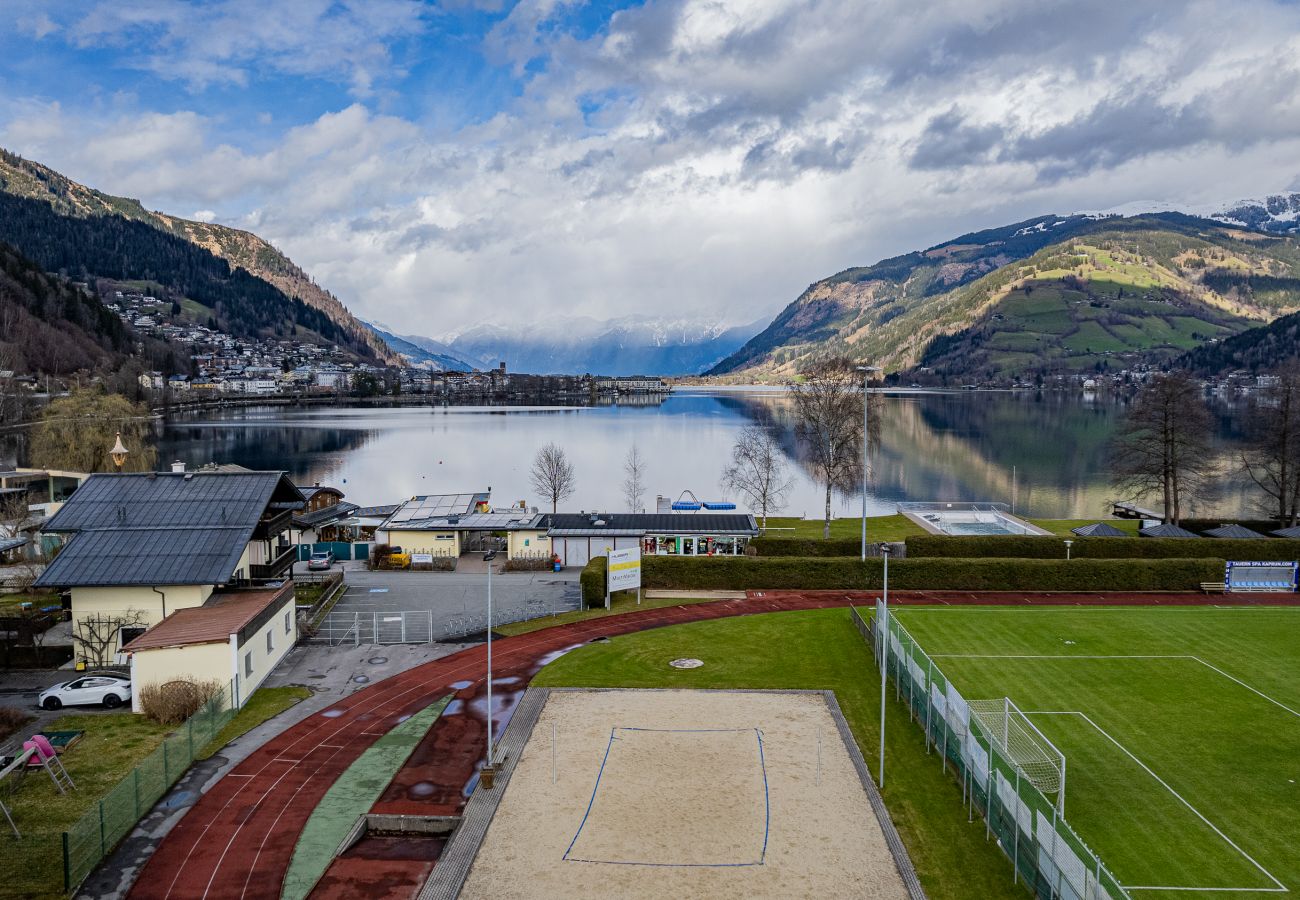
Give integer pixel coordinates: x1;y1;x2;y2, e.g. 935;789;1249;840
38;674;132;710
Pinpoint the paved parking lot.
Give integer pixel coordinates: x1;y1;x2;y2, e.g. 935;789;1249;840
317;568;582;642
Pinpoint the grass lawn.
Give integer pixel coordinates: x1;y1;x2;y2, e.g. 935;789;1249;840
0;686;311;899
757;514;925;541
196;685;311;761
494;593;722;637
532;608;1023;900
891;606;1300;900
1028;518;1140;536
0;592;61;613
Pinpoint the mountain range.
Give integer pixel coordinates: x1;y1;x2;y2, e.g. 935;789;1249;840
371;316;766;375
0;149;394;367
709;210;1300;383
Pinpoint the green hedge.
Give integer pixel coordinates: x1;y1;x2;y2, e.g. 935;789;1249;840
751;538;862;557
641;556;1223;592
905;535;1300;561
580;556;607;607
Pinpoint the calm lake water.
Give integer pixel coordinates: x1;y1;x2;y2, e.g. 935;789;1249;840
133;388;1255;521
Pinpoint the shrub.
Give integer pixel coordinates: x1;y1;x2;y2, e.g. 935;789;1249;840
751;538;904;557
504;556;554;572
904;535;1300;561
641;556;1222;592
580;556;607;607
138;678;226;725
0;706;32;742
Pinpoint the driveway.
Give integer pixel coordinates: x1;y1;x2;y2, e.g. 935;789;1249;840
319;568;581;641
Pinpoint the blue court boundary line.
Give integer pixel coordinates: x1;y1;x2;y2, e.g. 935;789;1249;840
562;726;770;868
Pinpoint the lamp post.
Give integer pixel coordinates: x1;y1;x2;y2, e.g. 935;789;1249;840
856;365;882;561
483;548;497;786
109;432;129;469
1064;539;1073;561
879;541;892;789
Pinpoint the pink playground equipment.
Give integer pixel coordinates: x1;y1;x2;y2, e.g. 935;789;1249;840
0;734;77;838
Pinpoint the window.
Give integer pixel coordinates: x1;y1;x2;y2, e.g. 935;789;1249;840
244;652;253;677
266;630;274;653
119;626;147;649
284;612;291;634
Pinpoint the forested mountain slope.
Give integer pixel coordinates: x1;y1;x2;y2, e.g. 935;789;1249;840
0;149;393;363
709;214;1300;381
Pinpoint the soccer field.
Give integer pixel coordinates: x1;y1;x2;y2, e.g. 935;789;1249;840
890;606;1300;900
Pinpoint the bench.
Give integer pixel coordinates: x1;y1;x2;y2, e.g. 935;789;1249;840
1200;582;1226;594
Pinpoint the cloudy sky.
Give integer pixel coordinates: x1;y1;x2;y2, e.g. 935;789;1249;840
3;0;1300;337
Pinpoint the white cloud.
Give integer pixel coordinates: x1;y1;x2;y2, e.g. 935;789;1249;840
5;0;1300;338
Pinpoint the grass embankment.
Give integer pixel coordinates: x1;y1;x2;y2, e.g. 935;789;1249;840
0;686;310;899
494;594;721;637
532;607;1022;900
196;685;311;760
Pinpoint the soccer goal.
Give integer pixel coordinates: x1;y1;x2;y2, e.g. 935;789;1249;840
968;697;1066;813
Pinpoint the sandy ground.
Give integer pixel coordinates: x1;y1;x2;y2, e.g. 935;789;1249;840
460;689;910;900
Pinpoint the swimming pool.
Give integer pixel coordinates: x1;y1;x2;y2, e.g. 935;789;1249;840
898;503;1053;537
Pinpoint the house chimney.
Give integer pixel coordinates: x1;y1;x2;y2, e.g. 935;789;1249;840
171;461;185;473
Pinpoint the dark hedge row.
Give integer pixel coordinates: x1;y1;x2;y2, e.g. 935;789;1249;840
905;535;1300;561
751;538;868;557
580;556;607;607
636;556;1222;592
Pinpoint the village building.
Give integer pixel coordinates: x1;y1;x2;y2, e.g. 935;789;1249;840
34;470;304;668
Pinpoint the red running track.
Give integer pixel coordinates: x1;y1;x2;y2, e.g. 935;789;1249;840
128;591;1299;900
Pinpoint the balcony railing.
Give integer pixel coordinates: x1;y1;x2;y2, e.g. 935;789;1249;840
249;544;296;581
253;508;293;540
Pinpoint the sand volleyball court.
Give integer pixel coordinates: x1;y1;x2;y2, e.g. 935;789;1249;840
458;689;913;899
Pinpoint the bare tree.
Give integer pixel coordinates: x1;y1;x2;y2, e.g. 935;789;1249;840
530;443;577;513
1109;372;1216;525
1242;362;1300;525
720;425;793;527
792;358;868;539
72;609;149;669
622;445;647;512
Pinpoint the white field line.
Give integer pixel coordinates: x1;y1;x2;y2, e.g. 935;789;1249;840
1027;711;1288;894
930;653;1300;720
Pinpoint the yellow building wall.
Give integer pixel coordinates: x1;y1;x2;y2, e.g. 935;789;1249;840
386;529;460;558
71;585;214;659
129;641;230;714
235;593;297;706
508;530;551;559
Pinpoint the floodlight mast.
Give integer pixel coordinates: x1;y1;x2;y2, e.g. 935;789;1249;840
878;541;891;789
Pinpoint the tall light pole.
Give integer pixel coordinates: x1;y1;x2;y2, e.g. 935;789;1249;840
484;548;497;784
856;365;882;561
879;541;891;789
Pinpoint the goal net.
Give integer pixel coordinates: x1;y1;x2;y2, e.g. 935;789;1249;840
968;698;1066;803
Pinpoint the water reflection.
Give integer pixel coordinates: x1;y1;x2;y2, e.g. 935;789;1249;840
125;390;1259;518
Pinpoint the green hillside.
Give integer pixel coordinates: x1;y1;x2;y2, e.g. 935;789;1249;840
709;214;1300;382
0;149;394;364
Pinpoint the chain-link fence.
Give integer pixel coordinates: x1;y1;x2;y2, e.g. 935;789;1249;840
853;607;1130;900
61;680;238;893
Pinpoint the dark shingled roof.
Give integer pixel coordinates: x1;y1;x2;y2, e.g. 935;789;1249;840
35;471;301;588
293;501;359;529
542;512;758;536
1139;523;1201;538
0;536;28;554
37;526;253;587
42;472;302;533
1203;524;1267;539
1272;525;1300;539
1071;523;1129;537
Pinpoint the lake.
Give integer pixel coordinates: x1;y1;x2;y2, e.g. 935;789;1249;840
136;388;1256;521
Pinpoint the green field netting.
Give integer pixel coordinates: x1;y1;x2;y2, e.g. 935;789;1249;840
62;681;238;892
856;606;1130;900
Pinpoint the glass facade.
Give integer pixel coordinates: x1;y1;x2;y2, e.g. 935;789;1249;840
640;535;748;556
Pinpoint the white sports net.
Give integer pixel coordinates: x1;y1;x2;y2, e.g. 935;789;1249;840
968;698;1065;796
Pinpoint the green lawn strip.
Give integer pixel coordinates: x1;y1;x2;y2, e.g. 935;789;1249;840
1027;519;1140;536
0;713;174;900
531;608;1023;900
893;606;1300;897
280;695;452;900
756;514;925;541
493;594;721;637
196;686;312;761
